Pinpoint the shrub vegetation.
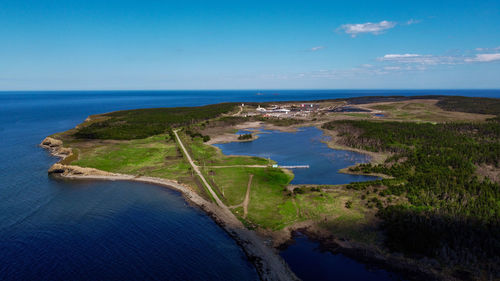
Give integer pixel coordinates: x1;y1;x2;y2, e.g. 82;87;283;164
238;133;253;140
323;117;500;273
74;103;236;140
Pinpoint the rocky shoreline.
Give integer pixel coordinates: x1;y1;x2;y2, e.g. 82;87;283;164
40;137;299;281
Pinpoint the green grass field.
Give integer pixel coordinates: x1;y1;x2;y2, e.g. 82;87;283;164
71;134;204;193
202;159;376;233
203;165;301;229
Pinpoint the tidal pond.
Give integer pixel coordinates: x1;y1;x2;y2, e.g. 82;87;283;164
280;233;404;281
215;126;379;185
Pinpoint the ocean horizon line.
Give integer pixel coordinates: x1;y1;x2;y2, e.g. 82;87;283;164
1;88;500;93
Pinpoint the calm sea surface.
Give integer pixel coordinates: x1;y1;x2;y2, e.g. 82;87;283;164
1;90;499;280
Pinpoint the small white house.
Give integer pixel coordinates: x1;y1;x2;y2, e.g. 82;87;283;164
256;105;266;112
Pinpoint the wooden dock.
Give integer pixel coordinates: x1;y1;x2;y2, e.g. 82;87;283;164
279;165;310;169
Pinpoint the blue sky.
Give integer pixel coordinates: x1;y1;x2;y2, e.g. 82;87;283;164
1;0;499;90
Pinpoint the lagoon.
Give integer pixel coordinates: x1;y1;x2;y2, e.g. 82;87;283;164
280;233;402;281
214;126;379;185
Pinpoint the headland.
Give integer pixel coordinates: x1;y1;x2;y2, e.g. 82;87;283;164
42;95;500;281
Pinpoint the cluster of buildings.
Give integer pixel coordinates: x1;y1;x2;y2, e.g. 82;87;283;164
240;102;383;119
253;103;320;118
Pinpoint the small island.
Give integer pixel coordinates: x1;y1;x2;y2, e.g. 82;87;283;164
42;95;500;281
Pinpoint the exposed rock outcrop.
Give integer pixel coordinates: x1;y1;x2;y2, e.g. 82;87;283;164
48;163;116;177
40;137;72;158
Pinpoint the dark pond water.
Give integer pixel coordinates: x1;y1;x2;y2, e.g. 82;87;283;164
330;106;371;112
214;126;379;185
280;233;404;281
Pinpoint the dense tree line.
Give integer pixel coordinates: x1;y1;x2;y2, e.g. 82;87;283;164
323;118;500;276
345;95;500;117
73;103;236;140
436;96;500;115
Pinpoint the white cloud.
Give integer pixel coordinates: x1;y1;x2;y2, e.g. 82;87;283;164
339;20;396;37
476;46;500;52
310;46;325;52
379;49;500;66
378;54;461;65
268;62;430;82
382;54;421;59
384;66;401;70
405;19;420;25
285;46;500;82
465;53;500;62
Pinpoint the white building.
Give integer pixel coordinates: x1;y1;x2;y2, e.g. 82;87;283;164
256;105;266;112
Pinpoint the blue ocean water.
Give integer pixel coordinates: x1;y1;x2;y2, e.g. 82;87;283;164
0;90;499;281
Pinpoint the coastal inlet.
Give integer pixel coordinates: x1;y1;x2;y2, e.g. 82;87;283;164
214;126;379;185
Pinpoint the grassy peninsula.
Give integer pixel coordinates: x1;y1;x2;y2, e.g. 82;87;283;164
44;96;500;281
